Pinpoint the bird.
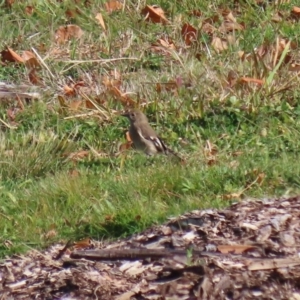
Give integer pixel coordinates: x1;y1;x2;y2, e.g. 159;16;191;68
122;109;182;159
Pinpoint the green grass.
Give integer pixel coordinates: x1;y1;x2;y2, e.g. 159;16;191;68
0;0;300;257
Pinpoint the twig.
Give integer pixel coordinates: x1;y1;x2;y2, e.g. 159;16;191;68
31;47;56;79
63;111;101;120
0;118;17;129
70;248;217;261
59;57;139;64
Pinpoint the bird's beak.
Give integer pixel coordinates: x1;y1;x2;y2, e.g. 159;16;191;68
121;111;130;118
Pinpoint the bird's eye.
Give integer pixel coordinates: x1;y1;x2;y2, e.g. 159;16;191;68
130;113;135;118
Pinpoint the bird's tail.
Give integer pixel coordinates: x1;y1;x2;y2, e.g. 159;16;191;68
165;146;185;163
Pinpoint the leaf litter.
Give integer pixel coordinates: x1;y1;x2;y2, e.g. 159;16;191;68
1;196;300;299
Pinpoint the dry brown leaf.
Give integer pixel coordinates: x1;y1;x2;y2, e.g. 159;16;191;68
73;238;92;250
220;20;244;33
256;172;266;185
118;131;133;153
201;23;216;35
22;51;40;69
223;191;243;200
181;23;197;46
102;70;122;89
224;11;236;23
156;80;180;94
291;6;300;19
25;5;34;15
105;0;122;13
219;11;244;33
125;131;132;142
211;36;228;52
68;150;90;161
95;12;106;31
109;86;136;106
232;151;244;158
7;107;21;122
289;62;300;72
65;9;79;19
63;81;85;96
85;99;98;109
69;169;80;177
1;47;24;63
119;141;133;153
240;77;264;85
57;95;68;108
157;37;176;50
272;11;283;23
28;69;43;85
63;85;76;96
205;140;218;156
55;25;84;44
189;10;202;17
45;229;57;239
69;100;84;111
5;0;14;7
227;70;238;87
104;214;115;222
141;5;168;24
218;244;256;254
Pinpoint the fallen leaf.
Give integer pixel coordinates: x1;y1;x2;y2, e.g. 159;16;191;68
211;36;228;52
1;47;24;63
69;169;80;177
227;70;238;87
28;69;43;85
22;51;40;69
58;95;68;109
105;214;115;221
125;131;132;142
55;25;84;44
157;37;176;50
73;238;92;249
240;77;264;85
291;6;300;19
223;191;243;200
181;23;197;46
141;5;168;24
25;5;34;15
95;12;106;31
45;229;57;239
189;10;202;17
68;150;90;161
119;141;133;153
63;81;85;96
201;23;216;35
4;0;14;8
109;86;136;106
63;85;75;96
65;9;79;19
218;244;256;254
289;62;300;72
105;0;122;13
69;100;84;111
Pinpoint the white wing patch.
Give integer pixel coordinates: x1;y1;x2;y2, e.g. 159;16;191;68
137;128;167;153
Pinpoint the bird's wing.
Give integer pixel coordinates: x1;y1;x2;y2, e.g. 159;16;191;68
147;136;168;152
136;127;167;153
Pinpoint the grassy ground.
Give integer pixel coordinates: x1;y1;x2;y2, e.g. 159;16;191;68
0;0;300;257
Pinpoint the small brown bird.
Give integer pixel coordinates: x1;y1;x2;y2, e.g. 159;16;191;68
122;109;181;159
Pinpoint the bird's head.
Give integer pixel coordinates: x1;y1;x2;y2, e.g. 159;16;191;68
122;109;146;123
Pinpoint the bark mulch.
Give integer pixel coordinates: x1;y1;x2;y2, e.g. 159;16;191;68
1;196;300;299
